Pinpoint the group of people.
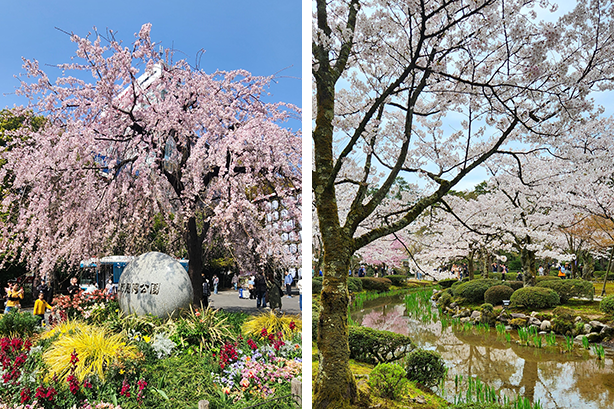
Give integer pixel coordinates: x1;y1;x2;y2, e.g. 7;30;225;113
202;270;302;313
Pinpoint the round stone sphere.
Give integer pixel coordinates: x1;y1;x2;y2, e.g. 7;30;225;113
118;252;193;318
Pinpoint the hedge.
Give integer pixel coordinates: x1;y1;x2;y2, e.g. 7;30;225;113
360;277;392;293
313;277;363;294
593;270;614;280
535;279;594;303
536;276;561;283
510;287;560;309
386;275;408;287
484;285;515;306
452;279;500;304
348;326;415;364
438;278;458;289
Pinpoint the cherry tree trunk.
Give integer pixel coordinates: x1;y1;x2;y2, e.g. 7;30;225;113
186;215;204;305
313;237;357;408
520;246;537;286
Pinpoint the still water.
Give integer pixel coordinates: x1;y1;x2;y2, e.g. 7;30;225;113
350;294;614;409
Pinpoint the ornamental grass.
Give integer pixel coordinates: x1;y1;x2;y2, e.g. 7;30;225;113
241;311;301;340
42;323;139;382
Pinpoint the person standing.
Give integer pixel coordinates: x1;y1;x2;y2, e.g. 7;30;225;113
105;279;116;297
254;272;267;308
202;279;211;308
284;271;294;298
67;277;81;296
5;283;24;313
212;275;219;294
37;279;50;301
267;273;283;312
248;275;256;299
297;276;303;312
231;273;239;291
33;292;53;325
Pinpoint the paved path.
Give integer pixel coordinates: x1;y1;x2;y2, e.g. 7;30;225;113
208;289;302;316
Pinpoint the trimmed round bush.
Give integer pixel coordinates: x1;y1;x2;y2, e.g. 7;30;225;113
438;278;457;289
368;363;408;400
600;295;614;314
360;277;392;293
386;275;408;287
348;277;363;293
405;349;447;388
510;287;560;310
484;285;515;306
535;279;594;303
312;278;323;295
503;281;524;291
452;279;500;304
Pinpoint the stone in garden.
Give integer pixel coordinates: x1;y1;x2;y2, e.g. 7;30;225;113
587;332;602;343
470;310;482;320
600;325;614;338
528;317;541;326
590;321;604;331
118;252;193;318
460;317;472;323
575;316;583;323
511;313;528;319
540;320;551;332
583;324;592;334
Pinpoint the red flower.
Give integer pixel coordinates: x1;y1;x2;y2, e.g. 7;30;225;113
289;321;296;330
260;328;268;337
120;379;131;397
20;387;30;404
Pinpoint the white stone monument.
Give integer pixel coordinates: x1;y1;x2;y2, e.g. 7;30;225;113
118;252;193;317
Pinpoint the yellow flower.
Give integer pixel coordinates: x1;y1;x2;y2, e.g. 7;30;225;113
120;369;125;374
143;335;151;343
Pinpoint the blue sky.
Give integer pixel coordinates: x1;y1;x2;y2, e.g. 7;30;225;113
0;0;301;130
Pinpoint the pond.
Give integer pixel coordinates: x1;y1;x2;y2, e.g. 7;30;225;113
350;292;614;409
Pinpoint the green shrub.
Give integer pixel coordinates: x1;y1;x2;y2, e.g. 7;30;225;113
536;276;560;282
600;295;614;314
405;349;447;388
452;279;500;304
480;303;494;313
360;277;392;293
312;298;321;343
535;279;594;303
348;277;363;293
348;326;414;364
484;285;515;306
593;270;614;280
439;292;453;308
0;310;40;337
503;281;524;291
312;278;323;295
368;363;408;400
386;275;408;287
510;287;560;310
438;279;458;289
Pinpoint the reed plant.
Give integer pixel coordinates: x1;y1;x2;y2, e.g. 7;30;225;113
592;343;605;360
545;332;556;346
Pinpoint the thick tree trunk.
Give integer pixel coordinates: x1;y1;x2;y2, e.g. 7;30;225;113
313;239;356;408
520;245;536;286
601;246;614;297
186;215;205;305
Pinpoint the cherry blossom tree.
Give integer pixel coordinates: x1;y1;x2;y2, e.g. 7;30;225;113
0;24;301;303
312;0;614;405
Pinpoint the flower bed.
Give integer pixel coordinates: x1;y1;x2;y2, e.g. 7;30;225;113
0;299;302;409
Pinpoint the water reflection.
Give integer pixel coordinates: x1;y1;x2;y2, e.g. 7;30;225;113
351;297;614;409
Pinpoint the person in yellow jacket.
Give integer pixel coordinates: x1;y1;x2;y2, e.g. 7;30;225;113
4;283;24;313
33;292;53;325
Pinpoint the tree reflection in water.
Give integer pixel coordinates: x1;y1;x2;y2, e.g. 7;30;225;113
351;297;614;409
